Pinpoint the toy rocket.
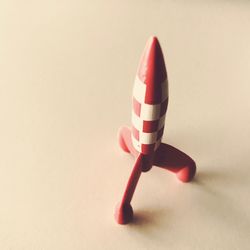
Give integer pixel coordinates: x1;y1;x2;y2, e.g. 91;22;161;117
115;36;196;224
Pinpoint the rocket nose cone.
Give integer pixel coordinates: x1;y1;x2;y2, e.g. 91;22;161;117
137;36;167;86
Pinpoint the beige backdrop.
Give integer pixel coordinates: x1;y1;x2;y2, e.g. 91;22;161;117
0;0;250;249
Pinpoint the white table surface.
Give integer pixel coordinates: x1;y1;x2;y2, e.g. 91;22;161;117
1;1;250;249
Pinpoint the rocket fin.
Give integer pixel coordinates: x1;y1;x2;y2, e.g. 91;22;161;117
153;143;196;182
118;126;139;158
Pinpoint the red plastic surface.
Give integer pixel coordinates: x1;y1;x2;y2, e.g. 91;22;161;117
115;36;196;225
131;36;168;155
137;36;167;105
119;126;196;182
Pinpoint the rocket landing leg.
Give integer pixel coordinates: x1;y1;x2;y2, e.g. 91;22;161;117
118;126;196;182
115;126;196;224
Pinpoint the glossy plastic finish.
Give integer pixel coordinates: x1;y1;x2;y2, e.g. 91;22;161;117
115;37;196;225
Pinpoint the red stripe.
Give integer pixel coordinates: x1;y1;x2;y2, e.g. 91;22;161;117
132;126;139;141
141;144;155;155
143;120;159;133
133;97;141;116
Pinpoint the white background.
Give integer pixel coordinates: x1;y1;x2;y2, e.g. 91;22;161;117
0;0;250;249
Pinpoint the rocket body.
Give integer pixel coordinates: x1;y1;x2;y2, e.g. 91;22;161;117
115;36;196;224
131;37;169;155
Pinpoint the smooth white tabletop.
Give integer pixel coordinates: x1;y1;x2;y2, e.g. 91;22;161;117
1;1;250;249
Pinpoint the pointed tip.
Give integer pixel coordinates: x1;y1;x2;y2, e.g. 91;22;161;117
136;36;168;104
148;35;159;44
137;36;167;87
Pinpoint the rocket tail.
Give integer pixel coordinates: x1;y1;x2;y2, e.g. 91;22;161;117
153;143;196;182
118;126;196;182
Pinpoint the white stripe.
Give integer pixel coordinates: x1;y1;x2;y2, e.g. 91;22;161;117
131;111;143;131
131;77;167;153
132;133;162;153
132;110;165;132
133;77;168;103
132;135;141;152
139;131;157;144
133;76;146;103
132;133;163;153
140;103;161;121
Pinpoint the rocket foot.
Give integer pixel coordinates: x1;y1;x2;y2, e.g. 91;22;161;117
177;163;196;182
115;202;133;225
154;143;196;182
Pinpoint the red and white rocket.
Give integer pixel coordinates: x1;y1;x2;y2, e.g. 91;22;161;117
115;37;196;224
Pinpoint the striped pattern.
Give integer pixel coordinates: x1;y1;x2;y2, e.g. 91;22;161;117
131;76;168;154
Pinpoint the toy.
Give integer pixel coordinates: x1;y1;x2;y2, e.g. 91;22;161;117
115;36;196;225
